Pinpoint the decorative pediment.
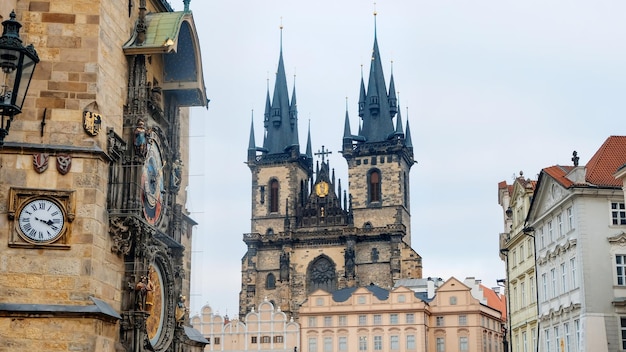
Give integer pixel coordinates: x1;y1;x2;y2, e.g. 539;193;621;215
537;238;577;264
608;232;626;246
123;11;207;107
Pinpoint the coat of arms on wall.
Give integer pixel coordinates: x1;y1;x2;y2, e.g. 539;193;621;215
33;153;49;173
56;154;72;175
83;111;102;136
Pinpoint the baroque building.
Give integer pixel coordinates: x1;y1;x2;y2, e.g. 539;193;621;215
525;136;626;351
241;23;422;319
0;1;207;351
498;174;538;352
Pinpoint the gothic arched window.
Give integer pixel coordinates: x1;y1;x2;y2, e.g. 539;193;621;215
368;169;381;203
269;179;279;213
307;256;337;295
266;273;276;290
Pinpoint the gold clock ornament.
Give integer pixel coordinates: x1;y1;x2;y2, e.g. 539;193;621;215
315;181;329;197
8;188;75;249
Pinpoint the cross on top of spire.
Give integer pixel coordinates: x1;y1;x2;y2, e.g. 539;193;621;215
315;145;332;163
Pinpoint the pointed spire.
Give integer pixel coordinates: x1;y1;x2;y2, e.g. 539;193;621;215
248;110;256;151
357;11;395;142
248;110;258;162
358;66;366;117
388;62;398;117
405;107;413;149
306;119;312;158
263;22;299;154
264;77;271;129
343;97;352;140
290;75;297;125
394;92;404;137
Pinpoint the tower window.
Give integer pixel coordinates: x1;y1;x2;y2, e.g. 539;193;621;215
266;273;276;289
368;170;381;203
270;179;279;213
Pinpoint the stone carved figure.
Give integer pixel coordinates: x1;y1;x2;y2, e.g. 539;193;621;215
175;294;188;323
134;119;147;157
345;247;355;277
171;159;183;192
135;276;149;310
280;251;290;282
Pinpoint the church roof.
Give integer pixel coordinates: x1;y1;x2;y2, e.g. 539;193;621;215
331;284;390;302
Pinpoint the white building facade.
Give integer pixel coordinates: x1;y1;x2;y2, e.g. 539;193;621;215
526;136;626;352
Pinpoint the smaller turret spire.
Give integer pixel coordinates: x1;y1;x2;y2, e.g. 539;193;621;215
405;107;413;149
358;66;366;117
388;61;398;117
343;97;352;140
394;94;404;137
248;110;256;150
306;119;312;158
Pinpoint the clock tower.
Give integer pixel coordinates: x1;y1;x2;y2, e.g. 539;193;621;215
240;22;422;320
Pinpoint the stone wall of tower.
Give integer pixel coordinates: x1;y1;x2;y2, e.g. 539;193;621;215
347;153;412;245
250;163;310;233
0;1;131;349
0;1;201;351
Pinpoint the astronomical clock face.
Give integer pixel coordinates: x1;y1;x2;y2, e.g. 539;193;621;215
142;137;164;225
145;263;166;346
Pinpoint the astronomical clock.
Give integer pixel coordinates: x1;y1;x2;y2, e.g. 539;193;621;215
105;3;207;351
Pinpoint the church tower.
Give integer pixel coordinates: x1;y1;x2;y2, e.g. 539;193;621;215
240;21;421;320
342;18;415;247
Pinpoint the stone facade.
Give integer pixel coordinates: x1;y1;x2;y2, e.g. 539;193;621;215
0;1;207;351
240;25;422;320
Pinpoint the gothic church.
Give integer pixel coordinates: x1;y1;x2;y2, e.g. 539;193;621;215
241;22;422;319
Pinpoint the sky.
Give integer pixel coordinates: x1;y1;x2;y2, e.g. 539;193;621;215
181;1;626;317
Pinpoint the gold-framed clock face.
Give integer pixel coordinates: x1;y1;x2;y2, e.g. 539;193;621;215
145;263;166;346
315;181;329;197
142;136;164;225
17;197;66;244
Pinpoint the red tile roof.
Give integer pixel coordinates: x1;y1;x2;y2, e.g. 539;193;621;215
585;136;626;187
480;285;507;321
543;165;575;188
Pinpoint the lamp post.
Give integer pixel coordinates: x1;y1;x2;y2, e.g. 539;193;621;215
0;10;39;146
499;248;511;352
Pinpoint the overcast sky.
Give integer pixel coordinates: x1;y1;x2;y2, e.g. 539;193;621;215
182;1;626;317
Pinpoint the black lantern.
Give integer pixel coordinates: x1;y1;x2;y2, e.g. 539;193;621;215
0;11;39;146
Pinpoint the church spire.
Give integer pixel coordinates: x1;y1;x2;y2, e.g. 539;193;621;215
405;107;413;149
248;110;257;161
356;11;395;143
264;23;299;154
306;119;312;158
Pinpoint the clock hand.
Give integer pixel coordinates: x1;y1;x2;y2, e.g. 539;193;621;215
34;217;54;226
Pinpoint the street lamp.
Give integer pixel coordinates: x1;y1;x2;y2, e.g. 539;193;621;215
0;10;39;146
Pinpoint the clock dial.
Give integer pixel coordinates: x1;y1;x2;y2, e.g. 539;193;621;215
17;198;66;243
315;181;329;197
142;138;164;225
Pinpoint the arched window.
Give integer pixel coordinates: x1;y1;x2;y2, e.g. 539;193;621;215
269;179;279;213
266;273;276;289
368;170;381;203
307;256;337;295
